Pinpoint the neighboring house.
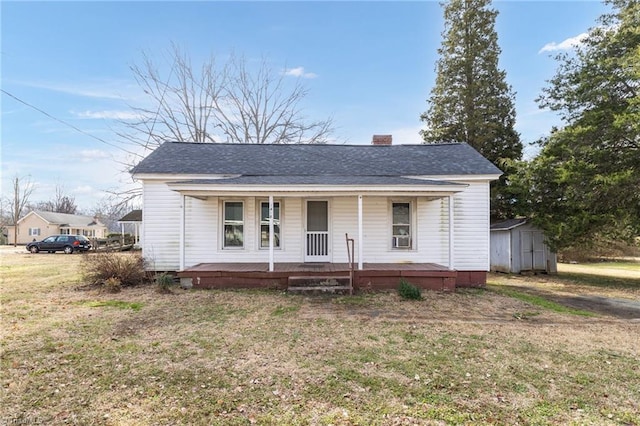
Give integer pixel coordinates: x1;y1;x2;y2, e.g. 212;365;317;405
490;218;557;274
131;136;502;290
7;210;108;245
117;209;143;247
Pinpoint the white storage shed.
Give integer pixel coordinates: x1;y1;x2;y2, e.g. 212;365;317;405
490;218;557;274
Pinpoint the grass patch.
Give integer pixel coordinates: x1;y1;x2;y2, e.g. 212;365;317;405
82;300;143;311
558;271;639;289
271;305;300;316
2;248;638;425
489;285;596;317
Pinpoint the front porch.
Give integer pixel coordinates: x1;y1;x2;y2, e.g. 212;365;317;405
178;262;461;292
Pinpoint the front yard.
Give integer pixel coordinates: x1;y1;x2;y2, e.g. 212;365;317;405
1;247;638;425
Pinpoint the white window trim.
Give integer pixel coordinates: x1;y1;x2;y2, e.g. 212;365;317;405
29;228;41;236
257;200;283;250
389;199;417;251
222;200;245;249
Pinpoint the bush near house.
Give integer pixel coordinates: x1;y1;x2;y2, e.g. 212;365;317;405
81;251;150;289
398;278;422;300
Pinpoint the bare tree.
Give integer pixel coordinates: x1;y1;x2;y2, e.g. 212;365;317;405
32;185;78;214
9;175;36;246
90;195;140;234
119;45;333;150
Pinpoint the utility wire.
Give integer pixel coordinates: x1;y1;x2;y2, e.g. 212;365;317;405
1;89;143;158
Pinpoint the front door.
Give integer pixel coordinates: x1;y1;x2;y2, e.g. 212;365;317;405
305;200;329;262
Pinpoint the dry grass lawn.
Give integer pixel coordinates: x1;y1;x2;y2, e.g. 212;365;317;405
1;247;638;425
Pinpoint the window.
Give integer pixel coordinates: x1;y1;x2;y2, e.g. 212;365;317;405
223;201;244;248
392;202;412;249
29;228;41;236
60;228;70;235
260;201;280;248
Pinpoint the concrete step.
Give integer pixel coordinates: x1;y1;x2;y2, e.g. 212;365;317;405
287;276;352;294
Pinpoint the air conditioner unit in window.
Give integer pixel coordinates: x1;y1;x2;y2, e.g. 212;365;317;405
393;236;411;248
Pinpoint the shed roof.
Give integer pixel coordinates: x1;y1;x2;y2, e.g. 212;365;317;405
490;218;529;231
131;142;502;177
118;209;142;222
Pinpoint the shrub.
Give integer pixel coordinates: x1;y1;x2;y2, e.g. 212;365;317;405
81;252;150;288
103;277;122;293
398;278;422;300
155;273;174;294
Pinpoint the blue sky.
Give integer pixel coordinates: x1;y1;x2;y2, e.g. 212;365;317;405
1;1;609;211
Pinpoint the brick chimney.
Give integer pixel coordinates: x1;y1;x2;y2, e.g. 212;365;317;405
372;134;392;145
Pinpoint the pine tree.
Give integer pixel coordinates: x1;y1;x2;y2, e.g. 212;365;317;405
522;0;640;251
420;0;523;220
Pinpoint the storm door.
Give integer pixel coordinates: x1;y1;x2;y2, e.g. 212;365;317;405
305;201;329;262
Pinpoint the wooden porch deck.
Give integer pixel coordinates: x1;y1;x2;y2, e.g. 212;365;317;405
178;262;460;292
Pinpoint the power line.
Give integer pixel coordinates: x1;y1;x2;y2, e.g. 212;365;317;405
1;89;143;158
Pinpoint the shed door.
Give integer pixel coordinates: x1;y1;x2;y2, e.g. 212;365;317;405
305;201;329;262
521;230;546;271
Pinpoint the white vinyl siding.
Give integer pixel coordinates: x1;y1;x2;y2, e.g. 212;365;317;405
183;197;302;267
142;181;491;272
141;181;182;271
452;181;491;271
330;196;448;264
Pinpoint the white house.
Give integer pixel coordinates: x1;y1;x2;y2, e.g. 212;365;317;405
131;136;502;291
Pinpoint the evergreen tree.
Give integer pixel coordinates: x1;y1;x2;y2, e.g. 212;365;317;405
420;0;523;220
524;0;640;251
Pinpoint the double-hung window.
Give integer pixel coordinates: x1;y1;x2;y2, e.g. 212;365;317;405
223;201;244;248
29;228;40;236
259;201;280;248
392;202;412;249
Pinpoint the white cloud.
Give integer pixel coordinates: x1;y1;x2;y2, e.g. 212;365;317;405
77;149;111;162
13;79;144;101
72;109;142;120
282;67;318;79
72;185;96;195
539;32;588;53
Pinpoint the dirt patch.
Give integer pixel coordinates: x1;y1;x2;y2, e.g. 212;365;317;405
488;263;640;319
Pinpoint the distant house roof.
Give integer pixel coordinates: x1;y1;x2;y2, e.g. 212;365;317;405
490;218;529;231
23;210;104;228
118;209;142;222
131;142;502;178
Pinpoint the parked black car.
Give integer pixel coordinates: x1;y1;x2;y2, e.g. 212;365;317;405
26;235;92;254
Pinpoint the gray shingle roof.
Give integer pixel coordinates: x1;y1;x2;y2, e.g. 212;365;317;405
490;218;528;231
30;210;103;227
131;142;502;177
118;209;142;222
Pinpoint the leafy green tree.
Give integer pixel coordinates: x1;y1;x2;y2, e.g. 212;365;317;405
420;0;523;220
526;0;639;250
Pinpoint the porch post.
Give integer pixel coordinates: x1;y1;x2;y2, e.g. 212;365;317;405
448;195;454;271
120;223;125;245
180;194;185;271
268;195;274;272
358;194;363;270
